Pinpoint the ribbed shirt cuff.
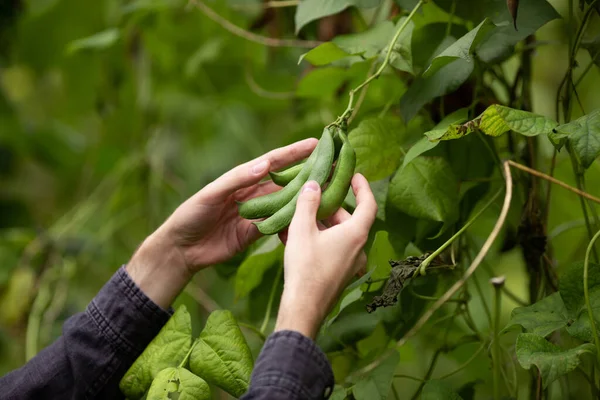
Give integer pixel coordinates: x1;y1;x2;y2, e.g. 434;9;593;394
250;330;335;399
86;266;173;356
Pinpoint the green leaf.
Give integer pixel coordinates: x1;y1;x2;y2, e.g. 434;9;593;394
475;0;560;63
120;306;192;400
235;236;283;299
400;58;473;122
66;29;120;54
479;105;558;137
364;231;397;292
299;42;354;66
582;35;600;69
516;333;595;389
336;21;396;58
411;23;469;73
385;17;415;74
552;109;600;169
433;0;560;63
388;156;459;226
503;293;569;337
559;260;600;341
348;117;409;181
402;109;469;169
299;21;397;66
422;380;464;400
352;350;399;400
295;0;382;34
296;67;348;98
423;19;495;78
326;287;363;327
147;367;210;400
189;310;254;397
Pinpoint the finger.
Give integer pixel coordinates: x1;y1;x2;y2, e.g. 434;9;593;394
289;181;321;237
234;180;280;201
326;207;351;226
348;174;377;233
204;138;318;199
317;220;328;231
354;251;367;277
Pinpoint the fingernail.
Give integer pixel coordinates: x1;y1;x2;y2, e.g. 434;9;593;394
251;160;269;175
302;181;320;193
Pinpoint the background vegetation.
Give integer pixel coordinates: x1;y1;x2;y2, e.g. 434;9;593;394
1;0;600;399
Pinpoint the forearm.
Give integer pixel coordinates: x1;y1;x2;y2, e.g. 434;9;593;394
0;267;172;400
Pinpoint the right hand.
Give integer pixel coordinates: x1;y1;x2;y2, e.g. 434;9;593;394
275;173;377;339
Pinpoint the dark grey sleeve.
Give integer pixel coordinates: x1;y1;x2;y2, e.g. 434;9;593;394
0;266;172;400
241;330;335;400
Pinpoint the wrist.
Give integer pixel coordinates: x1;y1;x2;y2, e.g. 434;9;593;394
126;230;192;309
274;289;329;340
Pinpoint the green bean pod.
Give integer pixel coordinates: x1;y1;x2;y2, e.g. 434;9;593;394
267;129;344;187
255;127;335;235
269;163;304;186
317;131;356;220
237;128;329;219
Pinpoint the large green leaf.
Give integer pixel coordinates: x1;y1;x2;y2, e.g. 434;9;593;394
146;367;210;400
352;350;399;400
479;105;558;137
348;117;409;181
423;19;494;78
551;109;600;169
189;310;254;398
235;236;283;299
387;156;459;226
295;0;382;34
364;231;397;291
422;380;464;400
400;58;474;122
559;260;600;341
516;333;595;389
120;306;192;400
503;293;569;337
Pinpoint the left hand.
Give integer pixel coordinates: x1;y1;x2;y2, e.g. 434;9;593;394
127;138;318;308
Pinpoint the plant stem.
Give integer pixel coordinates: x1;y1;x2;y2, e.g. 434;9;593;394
239;321;267;342
436;342;486;380
188;0;322;48
260;263;283;334
491;277;505;400
410;350;441;400
418;188;503;275
507;160;600;205
336;0;423;124
178;339;199;368
584;229;600;365
568;148;599;263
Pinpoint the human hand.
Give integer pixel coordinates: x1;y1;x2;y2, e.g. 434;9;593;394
127;138;318;308
274;174;377;339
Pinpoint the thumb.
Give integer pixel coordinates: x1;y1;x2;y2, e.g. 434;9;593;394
289;181;321;236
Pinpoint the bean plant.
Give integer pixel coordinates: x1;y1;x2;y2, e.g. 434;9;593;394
2;0;600;399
